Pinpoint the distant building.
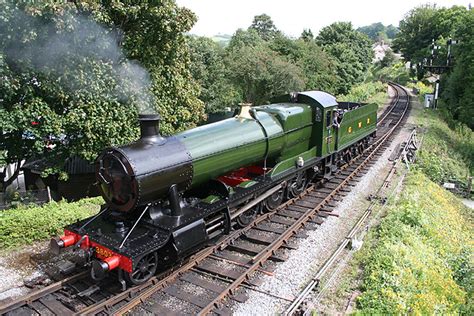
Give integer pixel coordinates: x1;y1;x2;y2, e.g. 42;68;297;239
372;41;402;62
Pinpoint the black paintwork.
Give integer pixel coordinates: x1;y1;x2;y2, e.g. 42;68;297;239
96;135;193;213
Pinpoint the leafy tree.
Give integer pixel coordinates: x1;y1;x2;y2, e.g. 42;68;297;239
269;33;305;62
440;9;474;128
226;44;305;105
227;28;264;51
357;22;385;41
100;1;205;133
358;23;399;42
392;4;472;127
296;41;338;94
386;24;399;39
187;36;240;113
379;49;397;68
316;22;373;94
300;29;314;42
392;4;439;62
392;5;468;62
249;14;280;41
0;1;203;189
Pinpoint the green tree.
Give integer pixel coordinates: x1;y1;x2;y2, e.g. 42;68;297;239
227;28;264;51
392;4;439;62
296;41;338;93
316;22;373;94
358;23;399;42
249;14;280;41
300;29;314;42
386;25;399;39
187;36;240;113
0;1;203;189
226;44;305;105
392;5;468;63
441;9;474;128
357;22;386;41
379;49;397;68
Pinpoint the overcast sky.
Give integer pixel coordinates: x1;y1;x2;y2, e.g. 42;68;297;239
176;0;470;38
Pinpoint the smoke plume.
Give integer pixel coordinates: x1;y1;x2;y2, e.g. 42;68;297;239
2;7;156;114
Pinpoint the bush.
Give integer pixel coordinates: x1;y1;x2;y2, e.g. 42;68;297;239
338;81;387;104
0;197;102;250
368;62;412;85
356;172;472;314
416;109;473;187
406;81;433;103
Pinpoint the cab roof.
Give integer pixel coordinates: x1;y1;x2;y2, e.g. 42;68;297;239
272;90;338;109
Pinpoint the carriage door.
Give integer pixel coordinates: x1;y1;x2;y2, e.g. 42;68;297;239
325;109;337;154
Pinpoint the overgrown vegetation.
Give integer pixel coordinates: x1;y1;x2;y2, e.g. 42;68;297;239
356;172;473;314
0;197;102;250
416;110;473;188
338;81;386;104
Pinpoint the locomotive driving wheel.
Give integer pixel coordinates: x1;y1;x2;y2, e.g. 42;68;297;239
287;171;308;198
124;252;158;285
263;188;284;212
236;205;258;227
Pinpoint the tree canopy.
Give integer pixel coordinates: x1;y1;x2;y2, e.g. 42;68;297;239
392;4;473;128
316;22;373;94
357;22;399;42
0;0;204;188
248;14;280;41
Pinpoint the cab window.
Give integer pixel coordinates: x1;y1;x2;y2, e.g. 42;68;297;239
326;110;331;128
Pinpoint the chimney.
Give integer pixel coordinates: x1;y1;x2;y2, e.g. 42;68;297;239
138;114;164;142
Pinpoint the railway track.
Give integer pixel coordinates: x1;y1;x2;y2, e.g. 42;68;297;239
284;126;419;316
0;82;410;316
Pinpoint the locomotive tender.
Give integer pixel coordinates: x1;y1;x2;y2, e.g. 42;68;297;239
51;91;377;286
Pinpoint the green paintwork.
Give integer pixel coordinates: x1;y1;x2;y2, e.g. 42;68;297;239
176;90;377;189
238;180;257;188
255;103;314;162
177;103;316;186
337;103;377;150
202;195;220;204
270;146;318;179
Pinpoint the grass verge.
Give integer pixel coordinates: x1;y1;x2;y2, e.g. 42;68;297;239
355;171;473;314
416;109;473;190
0;197;102;250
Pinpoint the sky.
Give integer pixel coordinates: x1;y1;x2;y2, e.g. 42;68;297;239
176;0;470;38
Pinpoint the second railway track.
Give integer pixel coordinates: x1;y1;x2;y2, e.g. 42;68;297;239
0;82;411;316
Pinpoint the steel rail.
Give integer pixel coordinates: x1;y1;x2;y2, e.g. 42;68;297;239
83;82;411;316
0;82;409;316
283;82;410;315
0;271;88;314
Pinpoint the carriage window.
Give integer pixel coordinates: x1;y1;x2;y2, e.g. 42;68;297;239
326;110;331;127
315;107;322;122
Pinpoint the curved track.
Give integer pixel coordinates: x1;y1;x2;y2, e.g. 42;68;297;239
0;82;411;316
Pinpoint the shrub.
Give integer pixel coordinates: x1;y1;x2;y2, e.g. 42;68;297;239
338;81;387;104
0;197;102;250
416;109;473;187
356;172;472;314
